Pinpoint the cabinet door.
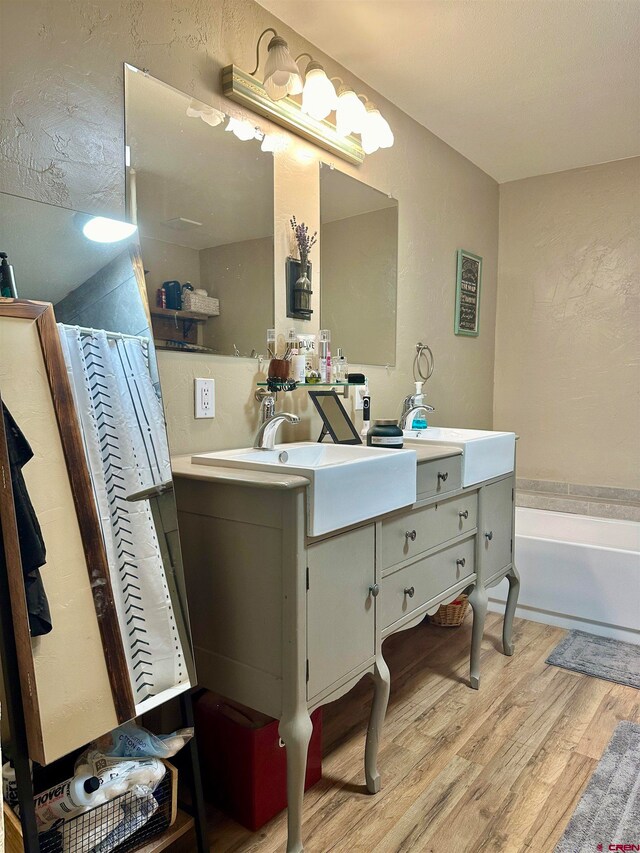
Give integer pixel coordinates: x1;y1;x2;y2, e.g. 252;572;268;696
479;476;514;581
307;525;376;699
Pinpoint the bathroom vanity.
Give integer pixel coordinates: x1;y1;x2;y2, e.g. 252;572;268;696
173;441;519;853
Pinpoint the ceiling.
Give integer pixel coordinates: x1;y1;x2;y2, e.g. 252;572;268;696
126;69;273;249
257;0;640;182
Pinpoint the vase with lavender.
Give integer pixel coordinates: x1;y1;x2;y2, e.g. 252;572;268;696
290;215;317;319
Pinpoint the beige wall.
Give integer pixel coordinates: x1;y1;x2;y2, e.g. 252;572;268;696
322;207;397;366
1;0;499;456
201;236;273;356
494;157;640;489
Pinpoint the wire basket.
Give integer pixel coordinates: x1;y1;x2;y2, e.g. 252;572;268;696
429;594;470;627
6;762;176;853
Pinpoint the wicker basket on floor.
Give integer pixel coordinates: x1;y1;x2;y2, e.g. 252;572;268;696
429;594;469;627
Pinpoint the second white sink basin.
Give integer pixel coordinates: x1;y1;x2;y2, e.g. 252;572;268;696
192;441;417;536
403;427;515;487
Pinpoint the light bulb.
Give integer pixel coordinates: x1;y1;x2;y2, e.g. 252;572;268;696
263;35;303;100
335;88;367;137
360;103;394;154
81;217;138;244
301;63;338;121
225;116;257;141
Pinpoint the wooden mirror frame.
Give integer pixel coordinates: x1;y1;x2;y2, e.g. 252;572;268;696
0;298;134;762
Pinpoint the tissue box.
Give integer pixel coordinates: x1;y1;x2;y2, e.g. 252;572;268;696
194;693;322;831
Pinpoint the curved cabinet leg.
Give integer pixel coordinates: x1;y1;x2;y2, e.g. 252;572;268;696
502;564;521;656
279;709;313;853
468;584;488;690
365;654;391;794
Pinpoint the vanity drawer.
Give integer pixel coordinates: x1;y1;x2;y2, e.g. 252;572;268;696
381;492;477;570
416;455;462;499
381;537;475;631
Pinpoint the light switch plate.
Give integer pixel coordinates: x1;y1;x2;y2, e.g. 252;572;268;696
194;378;215;419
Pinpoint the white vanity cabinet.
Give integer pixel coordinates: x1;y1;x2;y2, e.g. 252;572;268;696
172;447;519;852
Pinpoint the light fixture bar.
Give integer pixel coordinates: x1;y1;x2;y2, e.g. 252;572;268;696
221;64;364;165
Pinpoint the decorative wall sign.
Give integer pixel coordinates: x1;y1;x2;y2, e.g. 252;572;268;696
454;249;482;336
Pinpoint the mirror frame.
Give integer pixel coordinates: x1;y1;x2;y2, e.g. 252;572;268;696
0;298;134;762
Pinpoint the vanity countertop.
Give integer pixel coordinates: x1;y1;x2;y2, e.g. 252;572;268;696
171;454;311;490
171;444;461;491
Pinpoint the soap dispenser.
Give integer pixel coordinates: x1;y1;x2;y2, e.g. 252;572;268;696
410;382;428;430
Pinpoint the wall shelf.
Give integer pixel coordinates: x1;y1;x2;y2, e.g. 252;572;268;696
150;308;213;322
256;381;360;398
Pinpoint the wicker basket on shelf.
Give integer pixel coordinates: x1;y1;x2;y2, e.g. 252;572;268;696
182;291;220;316
429;594;469;627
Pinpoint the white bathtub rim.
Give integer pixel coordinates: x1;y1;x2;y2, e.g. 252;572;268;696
515;506;640;552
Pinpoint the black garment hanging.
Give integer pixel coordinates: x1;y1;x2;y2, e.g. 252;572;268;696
2;403;52;636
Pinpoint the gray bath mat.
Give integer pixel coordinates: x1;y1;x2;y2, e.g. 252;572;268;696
555;721;640;852
546;630;640;689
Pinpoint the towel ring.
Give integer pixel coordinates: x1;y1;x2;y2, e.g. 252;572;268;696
414;342;434;383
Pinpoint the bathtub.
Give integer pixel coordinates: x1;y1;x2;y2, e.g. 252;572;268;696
487;507;640;645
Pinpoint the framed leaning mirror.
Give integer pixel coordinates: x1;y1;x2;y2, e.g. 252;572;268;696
0;192;195;763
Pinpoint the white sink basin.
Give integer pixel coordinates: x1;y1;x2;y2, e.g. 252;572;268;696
192;441;417;536
403;427;515;487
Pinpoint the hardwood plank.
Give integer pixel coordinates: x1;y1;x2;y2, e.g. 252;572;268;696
575;681;640;759
520;750;597;852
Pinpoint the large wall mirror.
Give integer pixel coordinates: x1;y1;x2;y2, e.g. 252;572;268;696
125;66;275;358
0;192;194;761
320;166;398;366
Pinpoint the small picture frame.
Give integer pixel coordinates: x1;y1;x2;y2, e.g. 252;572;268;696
454;249;482;337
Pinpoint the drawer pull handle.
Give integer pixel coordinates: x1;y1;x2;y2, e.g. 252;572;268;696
459;509;469;519
369;584;380;598
456;558;466;568
485;530;494;541
405;529;417;542
438;471;449;482
404;586;415;598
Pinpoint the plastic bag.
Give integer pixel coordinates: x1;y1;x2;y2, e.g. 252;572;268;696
75;752;166;801
92;722;193;760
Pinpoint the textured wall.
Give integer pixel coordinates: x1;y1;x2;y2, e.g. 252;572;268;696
494;158;640;489
1;0;499;455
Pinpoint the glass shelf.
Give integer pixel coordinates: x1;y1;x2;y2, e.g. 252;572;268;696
256;381;358;397
256;382;357;388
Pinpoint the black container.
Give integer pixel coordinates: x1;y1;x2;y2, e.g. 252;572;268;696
162;280;182;310
367;419;404;449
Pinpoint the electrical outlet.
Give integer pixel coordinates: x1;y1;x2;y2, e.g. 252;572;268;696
355;385;366;411
194;378;215;419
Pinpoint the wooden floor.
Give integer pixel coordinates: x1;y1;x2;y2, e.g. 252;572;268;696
203;614;640;852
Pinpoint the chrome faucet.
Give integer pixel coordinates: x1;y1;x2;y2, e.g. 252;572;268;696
253;412;300;451
399;403;435;430
258;392;276;426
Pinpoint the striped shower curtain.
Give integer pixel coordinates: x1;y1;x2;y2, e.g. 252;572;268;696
58;325;187;707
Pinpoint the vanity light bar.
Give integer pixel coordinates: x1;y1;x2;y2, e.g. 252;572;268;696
221;65;365;165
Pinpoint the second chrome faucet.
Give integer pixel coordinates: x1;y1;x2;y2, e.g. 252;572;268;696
254;412;300;451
